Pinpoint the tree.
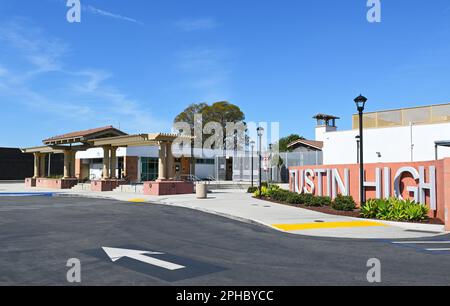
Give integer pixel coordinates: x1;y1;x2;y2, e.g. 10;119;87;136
275;134;304;152
174;103;208;132
202;101;245;128
174;101;246;149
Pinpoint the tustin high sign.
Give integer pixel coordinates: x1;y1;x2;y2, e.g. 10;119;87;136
290;165;436;210
289;159;450;224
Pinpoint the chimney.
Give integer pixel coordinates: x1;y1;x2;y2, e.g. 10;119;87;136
313;114;340;141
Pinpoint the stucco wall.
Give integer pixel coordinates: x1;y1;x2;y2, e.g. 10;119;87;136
322;122;450;165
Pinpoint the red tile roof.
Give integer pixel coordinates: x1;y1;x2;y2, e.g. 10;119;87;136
287;139;324;150
43;126;124;143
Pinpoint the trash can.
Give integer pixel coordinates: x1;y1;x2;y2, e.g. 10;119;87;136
196;183;208;199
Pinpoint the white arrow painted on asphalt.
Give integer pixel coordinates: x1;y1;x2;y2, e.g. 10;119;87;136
102;247;186;271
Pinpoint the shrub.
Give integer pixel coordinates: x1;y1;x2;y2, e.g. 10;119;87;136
252;184;280;197
270;189;291;202
308;196;332;207
286;193;302;205
332;195;356;211
296;193;313;205
247;186;258;194
253;186;269;197
361;198;429;222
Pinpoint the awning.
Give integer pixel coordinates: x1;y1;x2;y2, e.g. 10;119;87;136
435;140;450;147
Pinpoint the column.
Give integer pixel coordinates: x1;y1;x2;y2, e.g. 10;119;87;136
39;153;46;178
444;158;450;231
110;147;117;179
166;142;175;180
63;150;71;179
33;153;39;178
103;146;111;180
70;151;76;179
158;142;167;181
191;157;196;177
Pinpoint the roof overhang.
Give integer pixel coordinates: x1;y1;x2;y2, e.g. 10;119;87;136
21;146;65;154
22;145;95;154
22;133;193;154
287;139;323;151
435;140;450;147
89;133;192;147
43;127;127;146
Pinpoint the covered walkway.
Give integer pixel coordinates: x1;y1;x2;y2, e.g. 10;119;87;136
22;127;193;195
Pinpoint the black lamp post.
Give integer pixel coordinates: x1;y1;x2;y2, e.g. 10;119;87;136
354;95;367;205
250;140;255;187
257;127;264;198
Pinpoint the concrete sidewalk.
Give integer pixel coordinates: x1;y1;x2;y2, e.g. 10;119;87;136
0;183;446;239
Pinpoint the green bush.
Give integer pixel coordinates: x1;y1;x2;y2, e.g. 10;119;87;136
252;184;280;197
247;186;258;194
286;193;302;204
299;193;313;205
270;189;291;202
331;195;356;211
361;198;429;222
253;186;269;197
309;196;332;207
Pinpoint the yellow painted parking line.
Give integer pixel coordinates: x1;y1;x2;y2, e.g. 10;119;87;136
273;221;387;231
128;198;147;203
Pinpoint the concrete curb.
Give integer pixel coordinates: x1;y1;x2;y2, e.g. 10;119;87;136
373;219;445;233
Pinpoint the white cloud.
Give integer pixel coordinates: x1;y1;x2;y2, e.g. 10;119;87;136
0;66;7;77
0;21;169;136
0;20;68;79
84;5;144;25
175;18;218;31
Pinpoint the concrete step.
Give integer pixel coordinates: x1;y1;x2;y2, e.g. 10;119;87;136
113;184;144;193
71;183;91;191
205;183;252;190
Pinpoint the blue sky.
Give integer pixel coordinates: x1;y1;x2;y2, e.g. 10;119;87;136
1;0;450;147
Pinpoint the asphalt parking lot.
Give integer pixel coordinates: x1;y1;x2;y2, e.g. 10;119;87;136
0;196;449;286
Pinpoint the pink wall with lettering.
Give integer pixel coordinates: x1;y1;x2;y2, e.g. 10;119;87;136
290;158;450;228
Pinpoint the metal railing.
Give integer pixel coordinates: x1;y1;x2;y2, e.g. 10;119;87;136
352;103;450;129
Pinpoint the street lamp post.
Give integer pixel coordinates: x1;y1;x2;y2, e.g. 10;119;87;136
250;140;255;187
257;127;264;198
354;95;368;205
268;143;273;184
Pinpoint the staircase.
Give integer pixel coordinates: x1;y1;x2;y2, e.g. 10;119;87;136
203;181;252;190
112;184;144;194
71;183;91;191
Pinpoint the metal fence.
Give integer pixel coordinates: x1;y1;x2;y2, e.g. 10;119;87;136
352;103;450;129
231;151;323;183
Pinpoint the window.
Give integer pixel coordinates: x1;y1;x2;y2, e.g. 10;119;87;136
141;157;159;181
196;159;215;165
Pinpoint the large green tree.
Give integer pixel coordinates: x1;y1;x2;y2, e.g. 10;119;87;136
174;101;246;148
174;103;208;132
202;101;245;128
